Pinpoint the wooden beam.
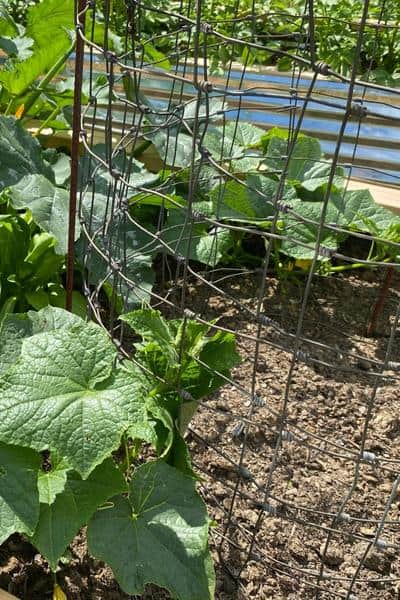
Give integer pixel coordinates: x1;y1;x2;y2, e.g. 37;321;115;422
0;589;20;600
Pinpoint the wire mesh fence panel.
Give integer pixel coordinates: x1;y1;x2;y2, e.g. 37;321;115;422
73;0;400;598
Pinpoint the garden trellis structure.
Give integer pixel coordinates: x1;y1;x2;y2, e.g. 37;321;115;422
70;0;400;598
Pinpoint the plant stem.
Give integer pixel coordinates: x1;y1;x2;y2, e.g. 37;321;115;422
328;262;367;273
33;106;60;136
22;38;76;116
367;266;395;337
123;435;131;477
4;97;14;116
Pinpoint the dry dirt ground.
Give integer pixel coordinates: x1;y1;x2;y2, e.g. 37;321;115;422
1;268;399;599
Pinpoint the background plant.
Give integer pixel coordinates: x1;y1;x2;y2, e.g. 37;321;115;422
99;0;400;81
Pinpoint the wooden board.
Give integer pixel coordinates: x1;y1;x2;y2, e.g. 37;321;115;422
0;590;20;600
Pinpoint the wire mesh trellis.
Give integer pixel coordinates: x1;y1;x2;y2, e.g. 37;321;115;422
71;0;400;598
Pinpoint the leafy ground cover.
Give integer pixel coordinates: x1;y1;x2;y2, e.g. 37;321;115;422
0;0;117;131
100;0;400;83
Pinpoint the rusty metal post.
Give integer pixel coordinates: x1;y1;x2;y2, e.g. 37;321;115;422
66;0;87;311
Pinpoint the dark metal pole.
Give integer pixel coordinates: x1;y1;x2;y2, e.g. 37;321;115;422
66;0;87;311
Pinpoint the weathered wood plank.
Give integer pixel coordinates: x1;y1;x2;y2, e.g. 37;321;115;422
0;589;20;600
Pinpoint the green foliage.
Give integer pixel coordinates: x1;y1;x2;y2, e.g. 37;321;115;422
0;442;40;544
0;306;239;597
0;116;83;315
0;0;119;126
130;122;400;275
0;115;53;187
33;458;126;570
121;309;240;432
88;460;215;600
0;319;150;477
100;0;400;80
0;0;75;122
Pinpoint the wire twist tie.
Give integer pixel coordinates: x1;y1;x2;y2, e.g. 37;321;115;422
238;466;252;480
361;451;376;463
252;393;265;407
191;209;206;222
110;259;121;272
314;61;330;75
201;22;213;34
257;314;274;326
196;79;213;93
105;50;118;64
232;421;245;439
199;146;212;159
255;502;278;515
139;103;151;113
277;201;291;213
296;349;310;362
375;538;388;551
110;168;121;180
337;511;351;523
179;389;194;402
319;245;333;258
350;102;367;119
281;430;295;442
387;361;400;371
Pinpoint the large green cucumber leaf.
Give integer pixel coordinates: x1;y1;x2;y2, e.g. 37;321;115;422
0;116;54;188
223;121;265;148
162;210;235;266
280;197;345;259
29;305;84;333
180;329;241;401
0;306;83;376
299;162;345;195
77;193;157;309
210;175;284;222
263;131;322;182
43;150;71;187
149;130;195;168
0;442;40;544
120;308;175;357
332;189;400;234
37;452;71;506
80;145;159;196
0;213;30;278
0;322;150;477
33;458;126;570
88;460;215;600
0;0;74;95
9;174;79;254
0;313;32;376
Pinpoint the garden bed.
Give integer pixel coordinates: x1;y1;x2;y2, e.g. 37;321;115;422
0;267;399;599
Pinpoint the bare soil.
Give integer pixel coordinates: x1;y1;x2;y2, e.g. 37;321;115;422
1;268;399;600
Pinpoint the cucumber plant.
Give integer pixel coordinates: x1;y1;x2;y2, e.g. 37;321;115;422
0;305;240;599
